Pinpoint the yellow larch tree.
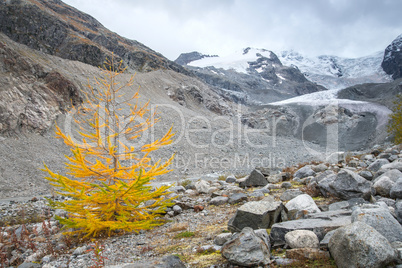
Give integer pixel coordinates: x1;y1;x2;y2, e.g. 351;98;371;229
43;55;174;237
388;94;402;144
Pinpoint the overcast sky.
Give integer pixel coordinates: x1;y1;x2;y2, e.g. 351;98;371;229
62;0;401;61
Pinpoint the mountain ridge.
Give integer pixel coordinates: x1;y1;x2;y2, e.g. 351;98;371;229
175;48;326;105
177;47;392;91
0;0;190;74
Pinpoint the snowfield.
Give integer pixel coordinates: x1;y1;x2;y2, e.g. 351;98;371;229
188;48;274;74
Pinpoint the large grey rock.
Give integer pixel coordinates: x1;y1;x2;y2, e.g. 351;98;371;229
390;177;402;200
396;201;402;224
368;159;390;172
239;169;268;188
329;221;397;268
284;230;319;249
221;227;270;267
351;205;402;243
285;194;320;213
381;161;402;172
266;174;282;184
228;192;248;204
314;170;334;183
373;176;395;197
373;169;402;183
194;179;211;194
214;233;233;246
225;175;237;183
105;254;187;268
228;200;286;232
17;263;41;268
255;229;271;251
209;196;228;206
358;170;373;181
329;169;375;200
294;166;316;179
317;173;337;197
270;210;352;245
328;198;368;211
279;188;303;201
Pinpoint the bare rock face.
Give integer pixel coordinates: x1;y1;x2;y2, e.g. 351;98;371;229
0;0;189;74
0;35;81;134
382;34;402;79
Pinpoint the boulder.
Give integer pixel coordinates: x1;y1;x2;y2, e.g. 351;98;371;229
367;159;390;172
396;200;402;224
214;233;233;246
392;179;402;200
381;161;402;172
280;189;303;201
351;205;402;243
285;194;320;213
358;170;373;181
228;192;248;204
105;255;187;268
194;180;211;194
294;166;316;179
221;227;271;267
228;200;286;232
255;229;271;251
373;176;395;197
317;173;339;198
170;186;186;193
270;210;352;245
209;196;228;206
267;174;282;184
373;169;402;183
329;169;374;200
284;230;319;249
225;175;237;183
238;169;268;188
312;163;328;173
329;221;397;268
280;182;292;189
328;198;368;211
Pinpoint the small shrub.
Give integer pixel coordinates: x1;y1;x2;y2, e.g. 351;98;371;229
195;246;218;255
179;179;192;188
174;231;195;239
388;94;402;144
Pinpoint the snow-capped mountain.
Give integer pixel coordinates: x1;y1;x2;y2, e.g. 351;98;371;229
279;50;392;90
188;48;277;74
176;48;325;105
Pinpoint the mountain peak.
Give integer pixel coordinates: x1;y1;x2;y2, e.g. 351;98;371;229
382;33;402;79
174;51;218;66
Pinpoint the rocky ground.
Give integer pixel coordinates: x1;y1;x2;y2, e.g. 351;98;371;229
0;143;401;267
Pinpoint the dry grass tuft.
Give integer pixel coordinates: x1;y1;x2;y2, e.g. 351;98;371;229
168;222;189;232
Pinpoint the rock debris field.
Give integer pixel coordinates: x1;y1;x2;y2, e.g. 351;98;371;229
0;143;402;268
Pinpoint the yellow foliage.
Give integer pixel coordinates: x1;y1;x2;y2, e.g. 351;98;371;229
43;55;174;237
388;94;402;144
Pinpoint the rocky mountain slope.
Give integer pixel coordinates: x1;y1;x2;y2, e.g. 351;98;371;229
0;0;189;74
382;34;402;79
176;48;326;105
0;1;328;199
279;50;392;90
